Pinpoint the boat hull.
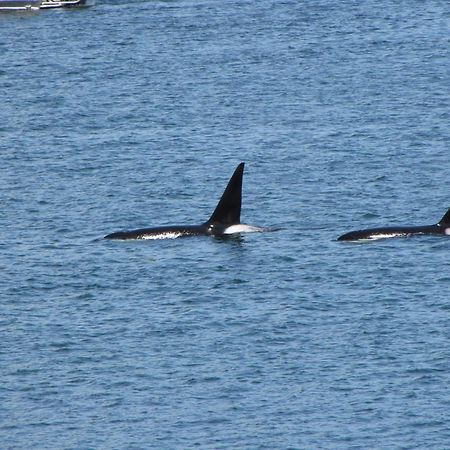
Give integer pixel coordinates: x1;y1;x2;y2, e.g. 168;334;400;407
40;0;86;7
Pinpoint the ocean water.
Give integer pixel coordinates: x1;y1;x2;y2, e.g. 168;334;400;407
2;1;450;448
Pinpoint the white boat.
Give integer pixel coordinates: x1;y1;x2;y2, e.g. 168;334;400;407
0;0;42;10
40;0;85;7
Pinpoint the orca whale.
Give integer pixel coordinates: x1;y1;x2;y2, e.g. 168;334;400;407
337;208;450;241
104;163;276;240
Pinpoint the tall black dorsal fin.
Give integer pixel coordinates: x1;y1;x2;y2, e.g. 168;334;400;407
207;162;244;225
438;207;450;226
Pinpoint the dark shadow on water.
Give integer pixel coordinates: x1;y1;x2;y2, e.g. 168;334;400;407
212;234;245;246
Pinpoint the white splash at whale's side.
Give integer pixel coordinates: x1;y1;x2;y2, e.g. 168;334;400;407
364;232;410;240
139;232;184;240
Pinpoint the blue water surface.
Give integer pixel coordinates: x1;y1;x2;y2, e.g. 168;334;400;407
2;1;450;448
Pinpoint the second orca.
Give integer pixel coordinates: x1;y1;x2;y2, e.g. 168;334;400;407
104;162;277;240
338;208;450;241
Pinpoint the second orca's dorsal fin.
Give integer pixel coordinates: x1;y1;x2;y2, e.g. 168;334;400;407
207;162;244;225
438;207;450;226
